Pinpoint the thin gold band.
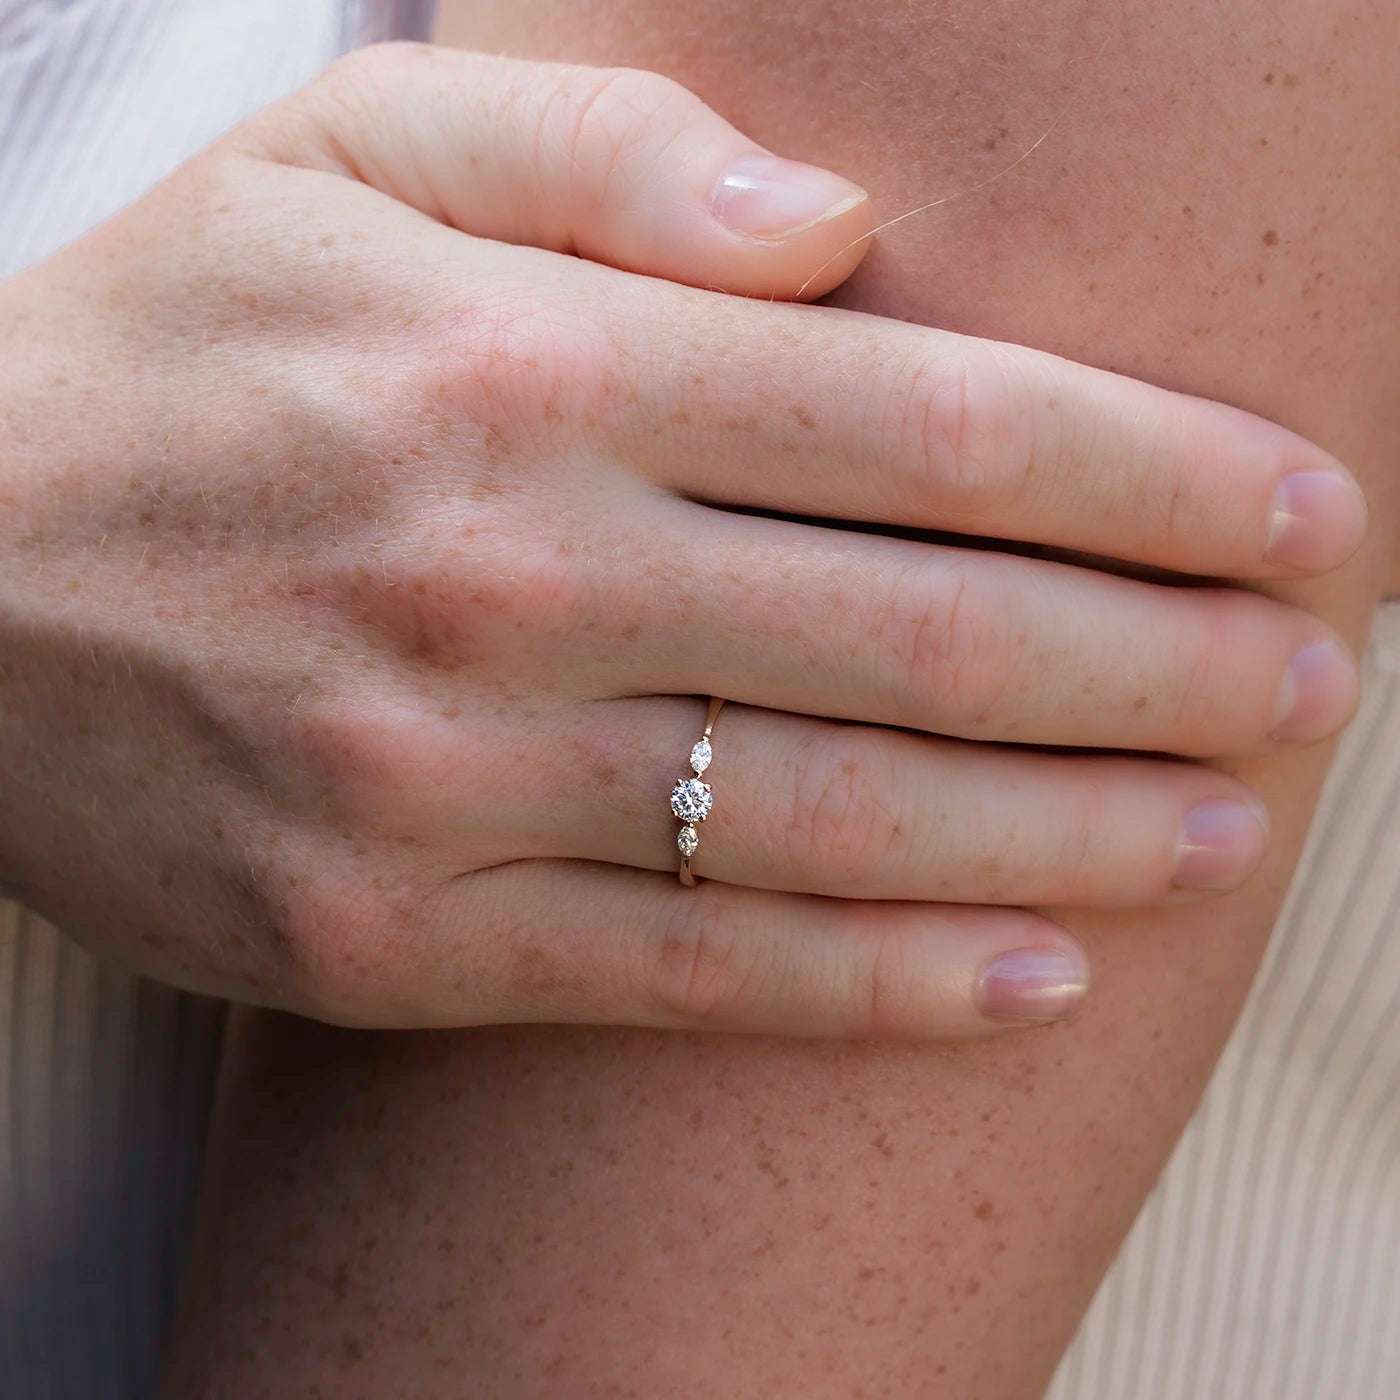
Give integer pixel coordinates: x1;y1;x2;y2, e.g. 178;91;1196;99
672;696;725;887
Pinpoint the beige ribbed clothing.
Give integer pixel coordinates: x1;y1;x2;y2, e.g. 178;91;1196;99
1;4;1397;1396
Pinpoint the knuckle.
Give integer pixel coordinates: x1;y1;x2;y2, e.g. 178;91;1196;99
284;693;442;829
323;528;594;669
560;64;702;188
454;540;594;644
901;343;1037;516
1048;781;1106;895
874;559;1016;725
314;40;434;108
281;44;420;156
644;892;768;1026
1164;589;1242;741
273;858;417;1022
425;281;623;441
851;921;926;1040
222;822;420;1023
1141;398;1199;554
781;732;905;889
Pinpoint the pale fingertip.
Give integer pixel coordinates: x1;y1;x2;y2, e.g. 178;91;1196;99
1264;468;1369;573
1170;796;1270;894
1271;637;1361;744
710;154;869;242
975;943;1090;1026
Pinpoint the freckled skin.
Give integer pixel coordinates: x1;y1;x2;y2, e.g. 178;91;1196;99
162;3;1400;1397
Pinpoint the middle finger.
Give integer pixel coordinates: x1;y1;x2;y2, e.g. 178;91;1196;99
600;500;1358;755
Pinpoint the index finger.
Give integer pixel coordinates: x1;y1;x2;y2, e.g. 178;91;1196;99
608;283;1367;579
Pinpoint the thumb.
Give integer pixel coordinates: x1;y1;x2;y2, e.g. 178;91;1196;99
251;43;875;301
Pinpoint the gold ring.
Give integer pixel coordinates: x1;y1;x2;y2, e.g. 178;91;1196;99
671;696;725;887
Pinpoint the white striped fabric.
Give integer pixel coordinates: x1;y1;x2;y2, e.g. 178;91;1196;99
1;4;1397;1397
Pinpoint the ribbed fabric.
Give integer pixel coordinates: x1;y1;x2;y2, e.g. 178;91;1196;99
0;908;225;1400
0;1;436;281
1;5;1397;1397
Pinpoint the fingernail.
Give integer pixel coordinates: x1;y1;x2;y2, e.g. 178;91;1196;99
711;154;868;241
1271;638;1359;743
1172;797;1269;893
1264;470;1368;571
977;946;1089;1025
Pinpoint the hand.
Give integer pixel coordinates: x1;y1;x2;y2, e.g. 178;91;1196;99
0;45;1364;1039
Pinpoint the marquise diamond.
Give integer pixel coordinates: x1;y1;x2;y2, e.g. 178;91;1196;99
689;737;712;774
677;824;699;857
670;777;713;823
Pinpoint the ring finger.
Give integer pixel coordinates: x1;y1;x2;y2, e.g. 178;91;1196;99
545;698;1271;904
